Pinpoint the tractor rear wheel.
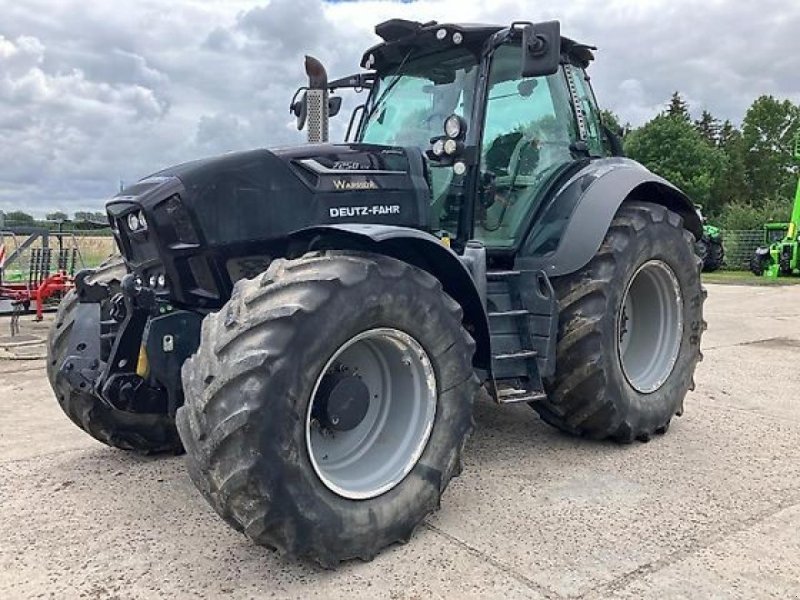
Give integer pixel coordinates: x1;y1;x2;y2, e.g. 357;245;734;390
177;251;477;566
533;202;705;442
46;256;182;454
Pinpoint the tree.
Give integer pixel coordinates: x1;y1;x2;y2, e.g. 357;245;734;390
74;211;106;223
5;211;35;224
666;91;691;122
712;120;748;209
694;110;721;147
741;95;800;203
600;109;624;136
625;114;727;210
46;211;68;221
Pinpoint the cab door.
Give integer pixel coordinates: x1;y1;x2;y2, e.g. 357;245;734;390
474;44;578;249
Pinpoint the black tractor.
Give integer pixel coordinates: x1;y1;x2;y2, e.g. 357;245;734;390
47;19;705;566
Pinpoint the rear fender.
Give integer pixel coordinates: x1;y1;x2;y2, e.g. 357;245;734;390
288;224;491;371
518;158;701;276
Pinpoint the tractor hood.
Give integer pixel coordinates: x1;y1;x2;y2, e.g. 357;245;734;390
108;143;431;247
105;143;432;307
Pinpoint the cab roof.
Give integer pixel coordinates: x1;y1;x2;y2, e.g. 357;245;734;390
360;19;596;72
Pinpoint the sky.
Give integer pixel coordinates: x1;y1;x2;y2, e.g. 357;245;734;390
1;0;799;215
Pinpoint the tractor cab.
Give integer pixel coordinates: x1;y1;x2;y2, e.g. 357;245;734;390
294;20;614;253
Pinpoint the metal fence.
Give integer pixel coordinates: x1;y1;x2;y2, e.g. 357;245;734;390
0;219;113;236
719;229;763;271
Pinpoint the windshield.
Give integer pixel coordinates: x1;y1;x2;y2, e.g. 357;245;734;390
359;48;479;148
359;49;479;234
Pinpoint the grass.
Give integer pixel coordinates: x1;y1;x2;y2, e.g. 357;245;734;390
703;270;800;286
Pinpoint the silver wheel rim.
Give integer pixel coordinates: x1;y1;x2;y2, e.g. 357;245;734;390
617;260;683;394
305;328;437;500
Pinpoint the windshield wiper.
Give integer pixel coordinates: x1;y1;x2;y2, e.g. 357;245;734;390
363;49;414;124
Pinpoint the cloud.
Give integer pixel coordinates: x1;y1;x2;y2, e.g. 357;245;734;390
0;0;798;215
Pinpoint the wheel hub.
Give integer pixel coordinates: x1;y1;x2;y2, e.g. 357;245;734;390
305;328;437;500
313;371;371;432
616;260;684;394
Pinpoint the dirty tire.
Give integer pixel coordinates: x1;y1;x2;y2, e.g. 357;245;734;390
701;237;724;272
533;201;706;442
177;251;478;566
750;251;770;276
46;256;182;454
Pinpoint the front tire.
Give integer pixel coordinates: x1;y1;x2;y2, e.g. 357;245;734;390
704;238;724;272
533;202;705;442
46;257;182;453
177;251;477;566
750;250;770;276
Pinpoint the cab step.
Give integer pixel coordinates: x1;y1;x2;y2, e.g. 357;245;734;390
486;270;521;280
493;349;539;361
496;386;547;404
488;309;530;318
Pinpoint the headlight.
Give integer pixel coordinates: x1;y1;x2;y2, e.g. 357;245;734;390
149;275;157;288
444;139;459;155
432;139;445;157
127;210;148;232
444;114;465;139
157;274;166;288
127;212;140;231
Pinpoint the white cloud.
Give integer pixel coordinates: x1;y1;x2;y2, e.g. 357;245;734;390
0;0;798;214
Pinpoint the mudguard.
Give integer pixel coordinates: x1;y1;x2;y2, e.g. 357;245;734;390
518;158;702;276
289;223;491;370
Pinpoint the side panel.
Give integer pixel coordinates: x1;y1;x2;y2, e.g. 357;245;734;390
517;158;701;276
288;224;491;371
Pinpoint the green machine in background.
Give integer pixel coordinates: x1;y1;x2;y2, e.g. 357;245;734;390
695;206;725;272
750;136;800;278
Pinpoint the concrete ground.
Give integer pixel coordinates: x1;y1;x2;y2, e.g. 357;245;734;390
1;283;799;600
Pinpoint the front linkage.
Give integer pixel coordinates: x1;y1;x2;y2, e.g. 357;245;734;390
58;270;201;416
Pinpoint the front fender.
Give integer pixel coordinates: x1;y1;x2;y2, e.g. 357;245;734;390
288;223;491;371
518;158;701;276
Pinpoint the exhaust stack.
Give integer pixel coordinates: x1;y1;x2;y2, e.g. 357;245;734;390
304;56;329;143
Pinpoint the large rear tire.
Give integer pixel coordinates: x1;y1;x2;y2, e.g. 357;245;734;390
533;202;705;442
177;251;477;566
46;256;182;454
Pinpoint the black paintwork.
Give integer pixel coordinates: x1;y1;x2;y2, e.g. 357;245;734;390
107;144;430;308
517;157;702;276
362;19;596;72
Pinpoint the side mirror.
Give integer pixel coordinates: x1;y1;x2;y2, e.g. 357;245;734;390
328;96;342;117
290;91;307;130
521;21;561;78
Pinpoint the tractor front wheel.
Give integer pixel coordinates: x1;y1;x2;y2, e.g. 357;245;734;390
177;251;477;566
750;249;770;276
46;257;182;453
534;201;705;442
704;238;724;272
